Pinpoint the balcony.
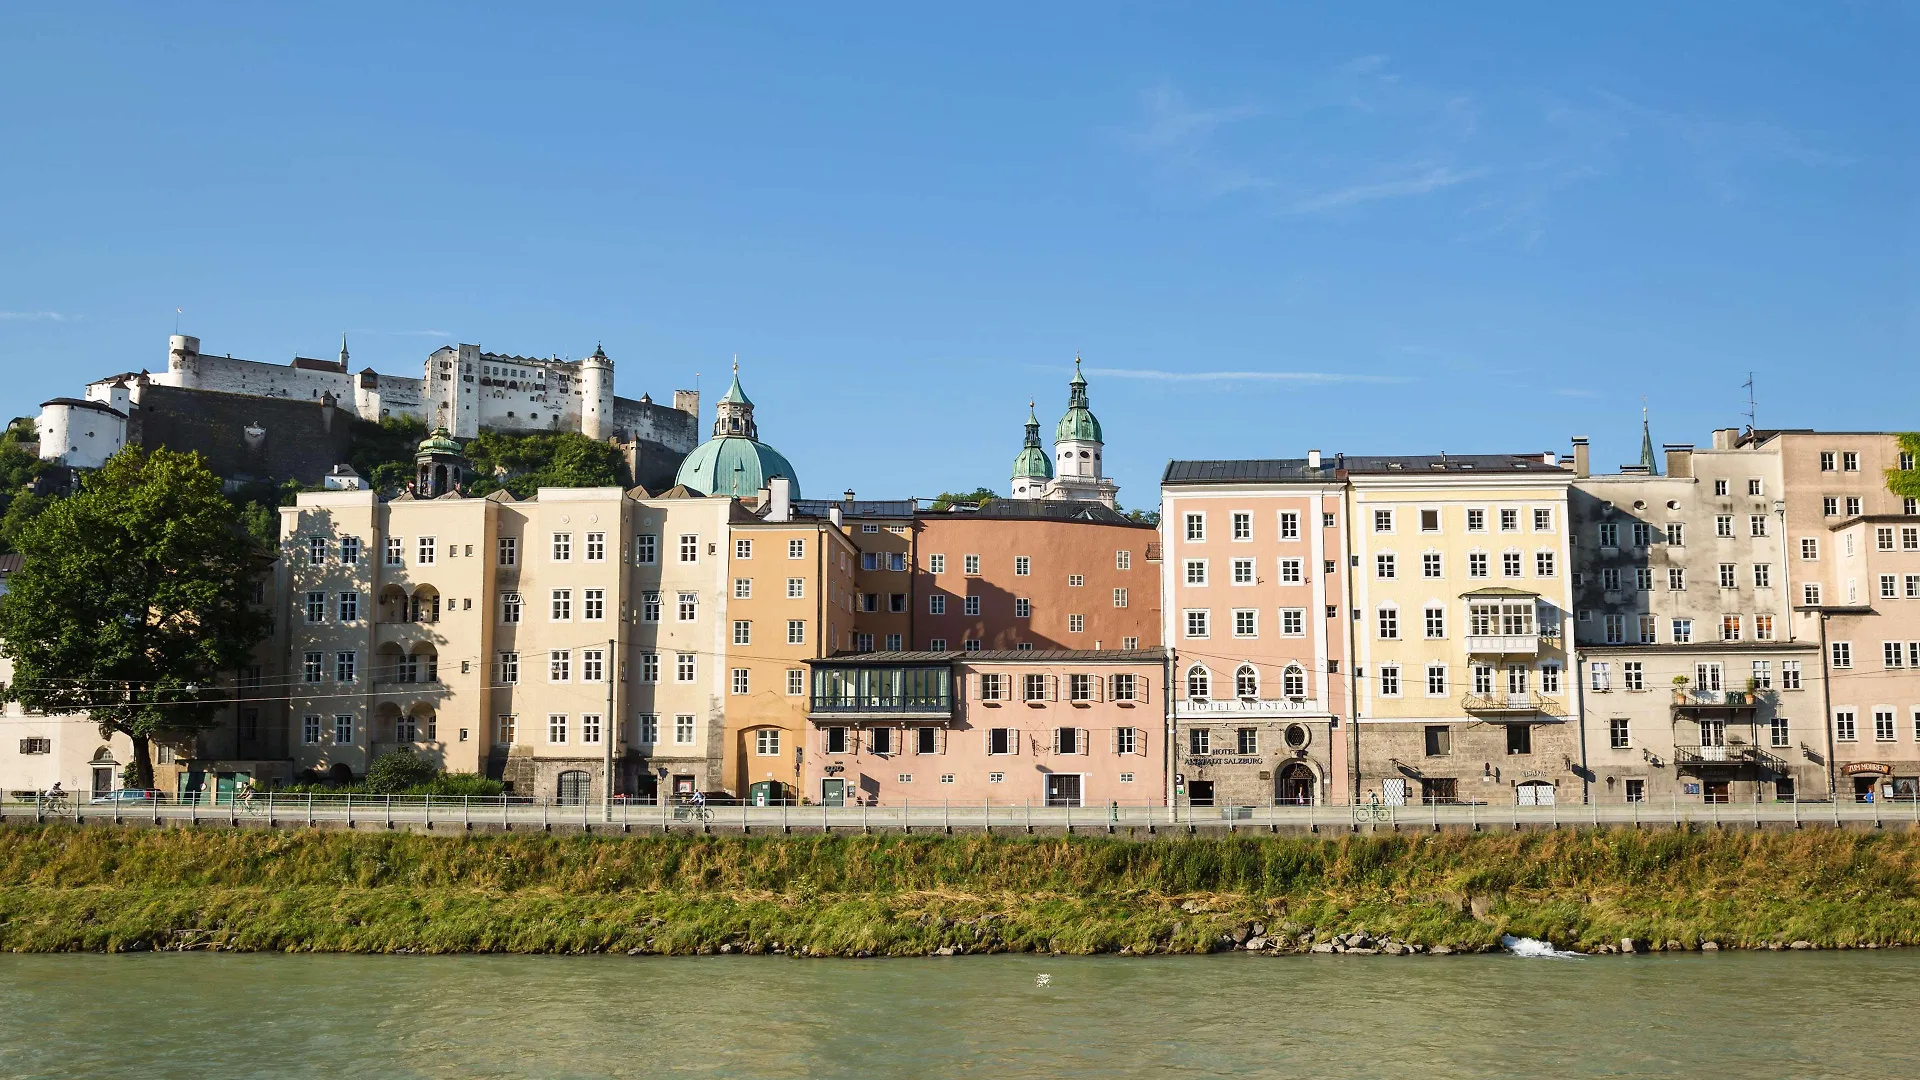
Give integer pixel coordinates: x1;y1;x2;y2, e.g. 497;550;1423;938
1671;688;1766;711
808;695;953;720
1460;692;1568;718
1673;744;1788;771
1465;634;1540;657
809;663;953;720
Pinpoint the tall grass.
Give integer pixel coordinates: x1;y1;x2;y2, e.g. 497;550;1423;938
1;826;1915;955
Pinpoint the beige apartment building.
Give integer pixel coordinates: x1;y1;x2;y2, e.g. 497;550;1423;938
280;482;751;803
1347;453;1581;806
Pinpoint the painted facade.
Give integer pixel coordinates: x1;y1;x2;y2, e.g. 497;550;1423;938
1160;456;1350;808
803;650;1166;807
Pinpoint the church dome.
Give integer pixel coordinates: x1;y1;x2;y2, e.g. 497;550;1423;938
1012;402;1054;481
675;437;801;498
1054;358;1103;443
416;426;462;457
672;363;800;497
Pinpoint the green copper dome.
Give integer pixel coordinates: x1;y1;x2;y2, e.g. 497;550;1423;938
1012;403;1054;481
674;437;800;498
1054;359;1103;444
416;426;462;457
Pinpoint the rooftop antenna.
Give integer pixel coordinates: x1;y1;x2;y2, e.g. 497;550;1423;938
1742;372;1757;434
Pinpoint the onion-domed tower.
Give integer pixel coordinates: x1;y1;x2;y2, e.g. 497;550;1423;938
1009;401;1053;500
1046;356;1118;507
673;361;801;498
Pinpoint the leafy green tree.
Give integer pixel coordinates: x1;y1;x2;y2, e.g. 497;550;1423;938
929;487;996;511
348;415;427;493
0;447;270;789
1121;506;1161;527
364;747;439;794
1888;433;1920;501
465;431;626;498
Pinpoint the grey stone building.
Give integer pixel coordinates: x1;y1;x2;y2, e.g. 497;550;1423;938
1569;423;1824;805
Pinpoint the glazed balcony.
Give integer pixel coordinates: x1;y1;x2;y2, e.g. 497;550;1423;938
1465;633;1540;657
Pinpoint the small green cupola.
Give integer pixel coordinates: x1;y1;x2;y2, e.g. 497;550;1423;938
414;426;466;497
1011;400;1054;495
1054;355;1104;444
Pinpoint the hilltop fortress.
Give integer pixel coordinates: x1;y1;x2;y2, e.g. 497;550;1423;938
38;333;702;487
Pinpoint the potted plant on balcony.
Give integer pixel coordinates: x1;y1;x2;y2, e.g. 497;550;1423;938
1672;675;1690;703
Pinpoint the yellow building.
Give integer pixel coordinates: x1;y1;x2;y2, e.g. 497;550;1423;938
1345;453;1579;806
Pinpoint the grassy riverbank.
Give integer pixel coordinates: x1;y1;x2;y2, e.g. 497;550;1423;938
1;826;1917;955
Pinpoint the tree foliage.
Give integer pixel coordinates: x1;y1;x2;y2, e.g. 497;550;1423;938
0;421;49;554
364;747;441;794
1888;433;1920;501
464;431;627;498
928;487;996;511
348;415;427;493
0;447;271;788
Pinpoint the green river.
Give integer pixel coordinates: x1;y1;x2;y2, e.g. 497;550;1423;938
1;951;1914;1078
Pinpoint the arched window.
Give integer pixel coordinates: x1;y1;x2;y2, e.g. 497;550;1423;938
1235;664;1259;699
1282;664;1307;700
557;770;591;806
1185;665;1210;702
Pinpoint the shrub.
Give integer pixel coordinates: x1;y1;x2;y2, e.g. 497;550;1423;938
364;749;437;794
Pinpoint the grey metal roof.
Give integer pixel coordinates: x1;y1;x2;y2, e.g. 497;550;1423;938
791;498;917;519
811;649;1168;665
1165;453;1565;483
1163;459;1333;484
1343;453;1567;475
923;499;1149;527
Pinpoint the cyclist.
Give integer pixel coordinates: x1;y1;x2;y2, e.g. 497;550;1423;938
235;778;257;810
40;782;68;813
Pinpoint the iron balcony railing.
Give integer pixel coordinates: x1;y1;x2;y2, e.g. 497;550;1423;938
1673;744;1789;771
808;695;954;716
1459;692;1569;717
1672;688;1768;709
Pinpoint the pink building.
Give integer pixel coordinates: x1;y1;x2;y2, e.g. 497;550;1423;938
803;650;1166;807
1159;456;1352;807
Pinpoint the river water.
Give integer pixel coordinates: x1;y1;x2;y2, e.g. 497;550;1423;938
2;951;1915;1078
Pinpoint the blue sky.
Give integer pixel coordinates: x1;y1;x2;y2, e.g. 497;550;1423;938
2;3;1912;505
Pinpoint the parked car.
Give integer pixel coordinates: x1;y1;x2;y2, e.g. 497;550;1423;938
90;789;160;804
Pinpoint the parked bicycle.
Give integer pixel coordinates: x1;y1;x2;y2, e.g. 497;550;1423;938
1351;804;1395;824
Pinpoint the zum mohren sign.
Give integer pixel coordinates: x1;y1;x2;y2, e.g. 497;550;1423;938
1842;762;1893;776
1185;756;1263;766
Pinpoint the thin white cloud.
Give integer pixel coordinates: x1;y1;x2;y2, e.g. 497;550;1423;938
0;311;66;321
1085;366;1410;385
1277;165;1490;216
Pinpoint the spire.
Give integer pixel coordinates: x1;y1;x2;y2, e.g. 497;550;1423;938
713;358;756;438
1054;355;1102;444
1011;398;1054;484
1639;402;1659;475
1024;400;1043;447
339;332;349;366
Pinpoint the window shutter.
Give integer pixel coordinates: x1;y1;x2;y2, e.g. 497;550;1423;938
1010;728;1020;755
1093;674;1105;702
1079;728;1091;756
1051;728;1062;754
967;672;979;702
1110;727;1120;754
1136;727;1148;756
1139;676;1150;704
984;727;994;755
1048;674;1059;701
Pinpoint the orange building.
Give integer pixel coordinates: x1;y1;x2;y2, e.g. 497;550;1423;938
913;501;1162;652
798;493;918;653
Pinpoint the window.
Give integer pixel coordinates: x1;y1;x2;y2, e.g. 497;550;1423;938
1067;573;1085;588
1278;512;1299;540
733;577;752;600
1418;508;1440;532
1185;610;1210;638
1800;537;1820;561
777;618;802;646
676;653;696;683
1831;642;1852;669
1116;549;1131;570
496;651;520;684
1424;726;1451;756
1635;614;1656;644
731;668;749;695
546;650;572;683
678;534;699;563
1611;661;1639;693
963;554;980;575
1113;588;1129;608
1750;515;1769;538
1716;516;1734;538
1847;496;1862;517
1783;660;1801;690
1604;613;1624;644
302;651;323;682
1112;674;1138;702
582;531;605;562
1906;527;1920;551
1184;513;1206;541
1670;618;1692;645
1466;509;1486;532
385;536;403;566
870;728;897;756
1185;559;1208;586
1714;479;1730;497
1279;558;1304;584
1502;551;1522;578
1875;709;1896;742
1597;523;1619;548
578;713;602;745
1535;551;1555;577
1232;558;1255;585
336;591;360;622
1423;605;1445;639
1115;726;1138;754
674;715;696;744
626;532;654;565
1499;508;1519;532
1843;451;1860;472
861;552;879;572
634;714;657;745
1721;615;1742;642
1188;728;1210;755
1379;664;1401;697
1015;598;1031;618
501;592;523;624
1415;552;1440;579
1377;606;1399;640
677;592;698;621
548;714;569;744
1802;583;1822;606
1376;553;1396;579
1070;674;1094;702
336;651;357;683
1590;663;1611;691
550;589;572;621
1666;522;1685;547
1824;497;1840;517
1821;451;1837;471
914;726;938;755
305;535;329;566
1473;664;1495;695
1232;512;1252;540
304;591;326;623
1275;607;1304;636
1506;724;1532;756
786;669;805;696
334;715;353;744
1068;614;1085;633
964;595;981;616
1718;563;1737;589
1468;552;1488;578
1373;509;1393;533
341;536;363;565
1885;641;1908;669
785;538;805;560
1023;674;1049;702
1426;664;1447;696
1610;718;1631;749
1185;665;1210;701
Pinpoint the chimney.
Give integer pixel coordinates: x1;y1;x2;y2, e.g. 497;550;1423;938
843;488;855;507
1542;450;1557;466
1307;449;1322;469
1711;428;1740;451
1570;437;1590;479
1664;444;1695;480
769;476;793;523
829;505;842;528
